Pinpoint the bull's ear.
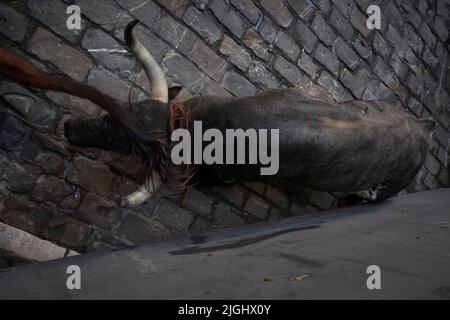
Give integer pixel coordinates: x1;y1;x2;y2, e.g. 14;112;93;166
168;85;184;101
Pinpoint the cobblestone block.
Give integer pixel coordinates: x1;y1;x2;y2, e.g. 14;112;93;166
287;0;316;21
156;0;188;17
264;185;289;209
77;193;122;231
331;0;355;18
188;40;228;82
340;68;365;99
153;15;197;55
432;17;448;43
213;185;248;207
21;140;65;176
318;71;352;102
311;13;337;46
28;0;83;43
258;18;278;44
27;28;92;81
273;55;303;86
244;195;270;220
260;0;293;28
297;51;320;79
293;19;318;54
419;22;437;48
81;28;133;74
183;6;223;45
315;43;340;75
116;213;171;244
0;113;30;152
329;5;354;41
222;70;257;96
0;81;58;133
75;0;124;31
230;0;262;25
373;56;396;88
220;36;252;72
213;202;245;228
243;28;273;62
372;32;391;60
0;2;30;43
332;37;359;70
116;0;161;29
153;199;194;234
67;156;114;196
309;190;337;210
210;0;246;38
352;34;372;59
183;188;214;218
248;62;281;89
389;53;409;81
275;32;301;61
422;46;438;70
350;7;370;38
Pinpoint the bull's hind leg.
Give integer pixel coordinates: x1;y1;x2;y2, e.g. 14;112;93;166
120;174;161;207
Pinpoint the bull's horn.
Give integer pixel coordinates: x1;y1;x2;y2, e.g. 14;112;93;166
125;20;168;103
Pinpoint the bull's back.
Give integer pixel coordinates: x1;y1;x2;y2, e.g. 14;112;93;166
185;90;431;192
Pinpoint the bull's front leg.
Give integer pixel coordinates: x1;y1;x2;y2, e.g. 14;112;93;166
120;174;161;207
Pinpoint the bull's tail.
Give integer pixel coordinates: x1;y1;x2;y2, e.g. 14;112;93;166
0;47;144;138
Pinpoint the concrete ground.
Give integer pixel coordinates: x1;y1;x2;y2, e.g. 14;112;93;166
0;188;449;299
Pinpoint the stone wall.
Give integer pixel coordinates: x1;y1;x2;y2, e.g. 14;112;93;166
0;0;449;255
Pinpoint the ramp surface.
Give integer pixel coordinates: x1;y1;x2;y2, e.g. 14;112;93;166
1;189;449;299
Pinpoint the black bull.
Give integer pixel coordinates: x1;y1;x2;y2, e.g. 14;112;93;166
0;18;434;205
65;89;435;202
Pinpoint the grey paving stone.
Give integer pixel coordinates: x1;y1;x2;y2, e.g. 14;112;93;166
247;62;281;89
117;213;171;244
318;71;352;102
389;53;409;81
0;2;30;43
287;0;316;21
213;185;248;207
153;15;198;55
275;32;301;62
352;33;372;59
183;6;223;45
220;36;252;72
244;195;270;220
0;81;58;133
292;19;318;54
222;70;257;96
75;0;125;31
372;32;391;60
81;28;133;74
311;13;337;46
332;37;359;70
273;55;303;86
153;199;194;234
433;17;449;43
419;22;437;48
27;28;92;81
373;56;396;87
331;0;355;18
243;28;273;62
329;5;354;41
210;0;246;38
156;0;188;17
183;188;214;218
258;18;279;44
315;43;340;75
213;202;245;228
116;0;161;29
230;0;262;25
28;0;84;43
259;0;293;28
340;68;365;99
297;51;321;78
188;40;228;82
350;6;370;38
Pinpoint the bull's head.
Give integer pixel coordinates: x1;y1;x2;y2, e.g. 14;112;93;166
64;21;186;207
